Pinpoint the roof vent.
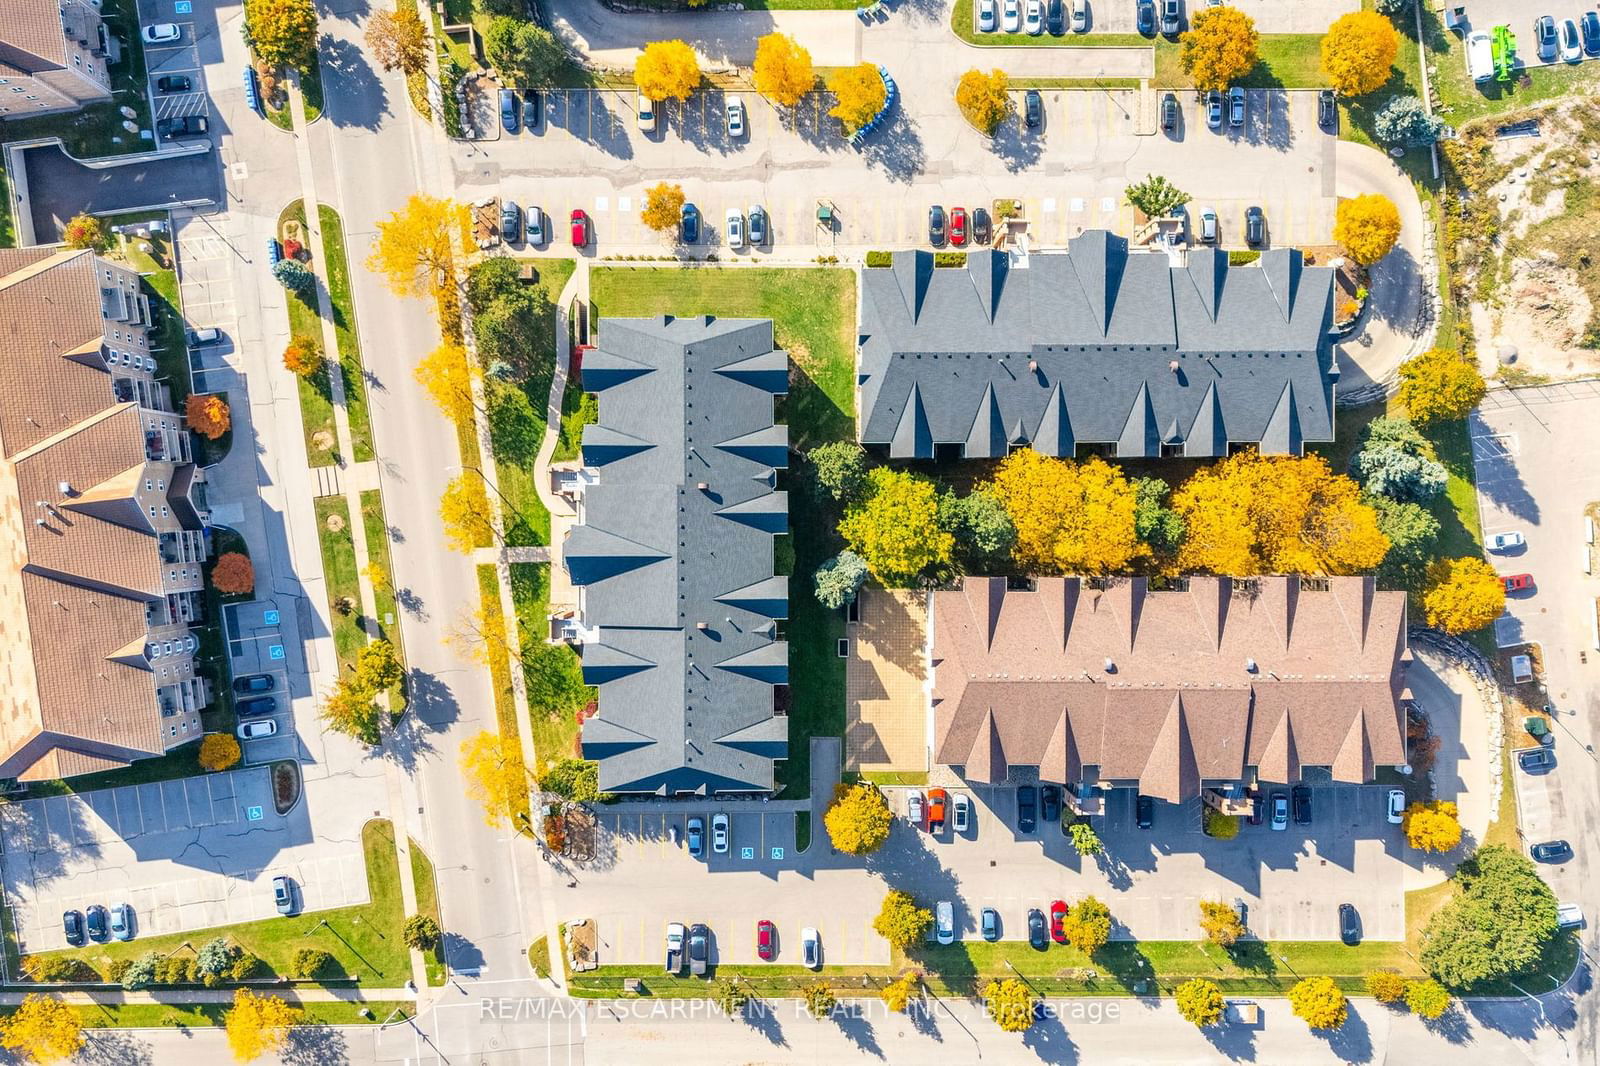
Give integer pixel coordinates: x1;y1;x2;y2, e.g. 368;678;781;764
1028;360;1038;372
697;481;708;491
58;481;74;495
1103;657;1116;673
1169;361;1180;373
696;621;708;630
1245;658;1258;673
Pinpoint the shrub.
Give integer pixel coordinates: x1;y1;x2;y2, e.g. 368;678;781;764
121;953;160;990
200;733;242;772
229;954;265;981
933;251;968;267
106;959;132;985
1405;977;1452;1019
1203;808;1239;839
155;955;197;985
1288;975;1348;1030
197;937;239;979
865;250;892;267
27;956;97;982
1366;969;1407;1004
1175;977;1225;1027
291;947;335;981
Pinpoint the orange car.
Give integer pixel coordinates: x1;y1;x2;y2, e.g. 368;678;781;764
926;788;949;832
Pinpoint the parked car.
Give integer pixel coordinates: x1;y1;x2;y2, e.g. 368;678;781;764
142;23;181;44
157;116;208;140
499;89;520;134
928;205;946;245
637;93;657;132
1244;205;1264;246
1338;903;1361;946
1047;0;1065;35
1160;92;1178;132
725;208;745;249
109;903;134;941
237;696;276;717
1532;840;1573;863
1503;573;1534;593
981;907;1000;941
1292;785;1312;824
1228;86;1245;127
1269;791;1289;831
927;788;949;832
1536;15;1558;62
1318;89;1337;129
1137;0;1156;36
952;792;971;834
1205;90;1223;129
711;812;729;854
680;202;700;244
689;923;709;976
1386;789;1406;824
726;97;746;138
1027;908;1048;950
907;790;925;826
1160;0;1181;36
1558;902;1586;929
972;207;992;245
1135;794;1154;829
748;204;767;246
237;719;278;741
501;200;522;243
1248;792;1263;826
978;0;997;30
665;922;685;973
1041;784;1062;822
1017;785;1038;833
1562;18;1582;63
156;74;192;94
187;326;222;347
1487;530;1526;552
233;674;275;694
1003;0;1021;31
801;926;821;968
1519;747;1555;773
522;89;541;130
273;876;296;915
687;815;705;856
1025;0;1043;34
86;904;109;942
1585;11;1600;56
63;910;84;947
756;919;776;961
1049;900;1068;943
1070;0;1088;32
1025;89;1042;129
527;206;546;246
570;209;589;248
936;901;955;945
1197;206;1217;243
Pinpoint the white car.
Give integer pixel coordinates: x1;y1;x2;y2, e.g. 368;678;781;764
1562;18;1583;63
142;23;181;44
1487;530;1526;552
907;791;925;825
711;812;729;853
1024;0;1044;34
636;93;656;133
725;209;745;248
978;0;997;30
935;901;955;944
527;206;546;246
1559;902;1585;930
1071;0;1088;31
726;97;746;139
951;792;970;834
1002;0;1021;30
1197;206;1217;243
1386;789;1405;824
237;719;278;740
801;926;821;968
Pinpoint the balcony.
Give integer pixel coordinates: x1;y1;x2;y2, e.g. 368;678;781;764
145;431;166;461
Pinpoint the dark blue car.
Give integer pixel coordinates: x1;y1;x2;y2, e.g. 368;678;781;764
681;202;700;244
499;88;520;134
1136;0;1155;36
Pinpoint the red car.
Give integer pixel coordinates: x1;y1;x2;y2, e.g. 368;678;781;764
1503;573;1534;593
950;207;968;247
1049;900;1067;944
570;208;589;248
757;919;775;961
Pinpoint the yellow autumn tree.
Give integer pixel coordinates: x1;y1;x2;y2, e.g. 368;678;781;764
983;978;1037;1033
1421;557;1505;633
753;32;814;108
245;0;319;71
1179;5;1259;92
224;989;302;1062
838;468;953;585
0;994;84;1064
1288;976;1348;1030
825;782;893;855
1403;799;1463;853
827;63;887;134
282;337;322;378
367;194;470;312
1334;193;1402;265
200;733;242;772
365;7;428;76
988;451;1139;574
634;40;701;102
1396;348;1486;425
881;971;923;1012
414;341;476;425
1321;11;1399;97
440;470;497;553
955;68;1013;136
1172;451;1389;575
1365;969;1407;1003
640;182;686;232
460;730;531;827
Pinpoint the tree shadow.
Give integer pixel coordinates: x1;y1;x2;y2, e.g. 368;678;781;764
319;34;388;130
857;104;927;184
76;1030;155;1066
281;1021;349;1066
403;667;462;729
990;115;1043;173
740;997;791;1046
831;1006;885;1058
1022;1003;1082;1064
1314;1005;1375;1064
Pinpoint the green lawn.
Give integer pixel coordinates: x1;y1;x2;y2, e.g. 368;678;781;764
510;562;585;769
408;838;447;986
587;266;857;799
478;564;531;821
317;205;375;463
279;202;338;467
360;489;407;712
314;496;367;670
28;1001;413;1030
27;820;412;984
0;164;13;248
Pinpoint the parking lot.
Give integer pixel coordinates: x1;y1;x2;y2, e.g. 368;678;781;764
135;11;213;141
224;599;298;763
0;767;368;952
966;0;1355;35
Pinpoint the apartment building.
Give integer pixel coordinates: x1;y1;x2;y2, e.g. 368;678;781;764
0;0;116;117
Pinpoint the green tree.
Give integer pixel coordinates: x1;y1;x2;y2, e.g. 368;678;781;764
246;0;320;71
1405;977;1452;1019
1421;845;1558;989
839;468;953;585
1355;417;1446;503
814;550;869;610
983;978;1037;1033
808;442;870;504
475;284;555;379
523;639;593;718
197;937;239;981
1061;896;1111;954
1068;821;1103;857
539;759;602;804
121;953;159;990
1372;496;1439;588
272;258;315;297
1288;975;1348;1030
1175;977;1225;1027
1124;174;1191;219
404;914;442;951
824;782;893;854
1374;95;1444;147
939;489;1017;572
291;947;336;981
873;890;933;949
1397;348;1486;424
1132;476;1186;556
712;977;748;1015
483;17;567;86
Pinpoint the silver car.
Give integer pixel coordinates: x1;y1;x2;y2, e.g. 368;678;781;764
711;812;730;853
936;901;955;944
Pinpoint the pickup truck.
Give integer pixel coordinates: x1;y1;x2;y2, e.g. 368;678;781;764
665;922;685;975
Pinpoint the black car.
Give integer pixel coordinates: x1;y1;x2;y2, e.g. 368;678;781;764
1317;89;1337;130
972;207;991;245
680;202;700;244
688;923;710;977
928;205;946;246
232;674;275;694
1292;785;1312;825
85;904;109;943
1585;11;1600;57
156;115;208;140
1024;89;1042;129
1518;747;1555;773
522;88;541;131
1245;206;1265;247
1027;908;1048;951
1040;784;1061;822
1047;0;1065;35
1017;785;1037;833
1532;840;1573;863
1160;92;1178;133
1247;792;1263;826
1338;903;1361;946
63;910;84;947
1135;794;1154;829
1136;0;1156;36
237;695;276;717
156;74;192;93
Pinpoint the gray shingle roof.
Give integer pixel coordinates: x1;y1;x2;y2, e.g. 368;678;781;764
567;316;790;795
858;232;1337;459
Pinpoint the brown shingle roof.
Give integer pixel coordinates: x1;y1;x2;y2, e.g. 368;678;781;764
0;1;71;68
932;576;1408;798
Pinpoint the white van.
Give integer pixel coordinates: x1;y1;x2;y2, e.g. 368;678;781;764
1467;31;1494;83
